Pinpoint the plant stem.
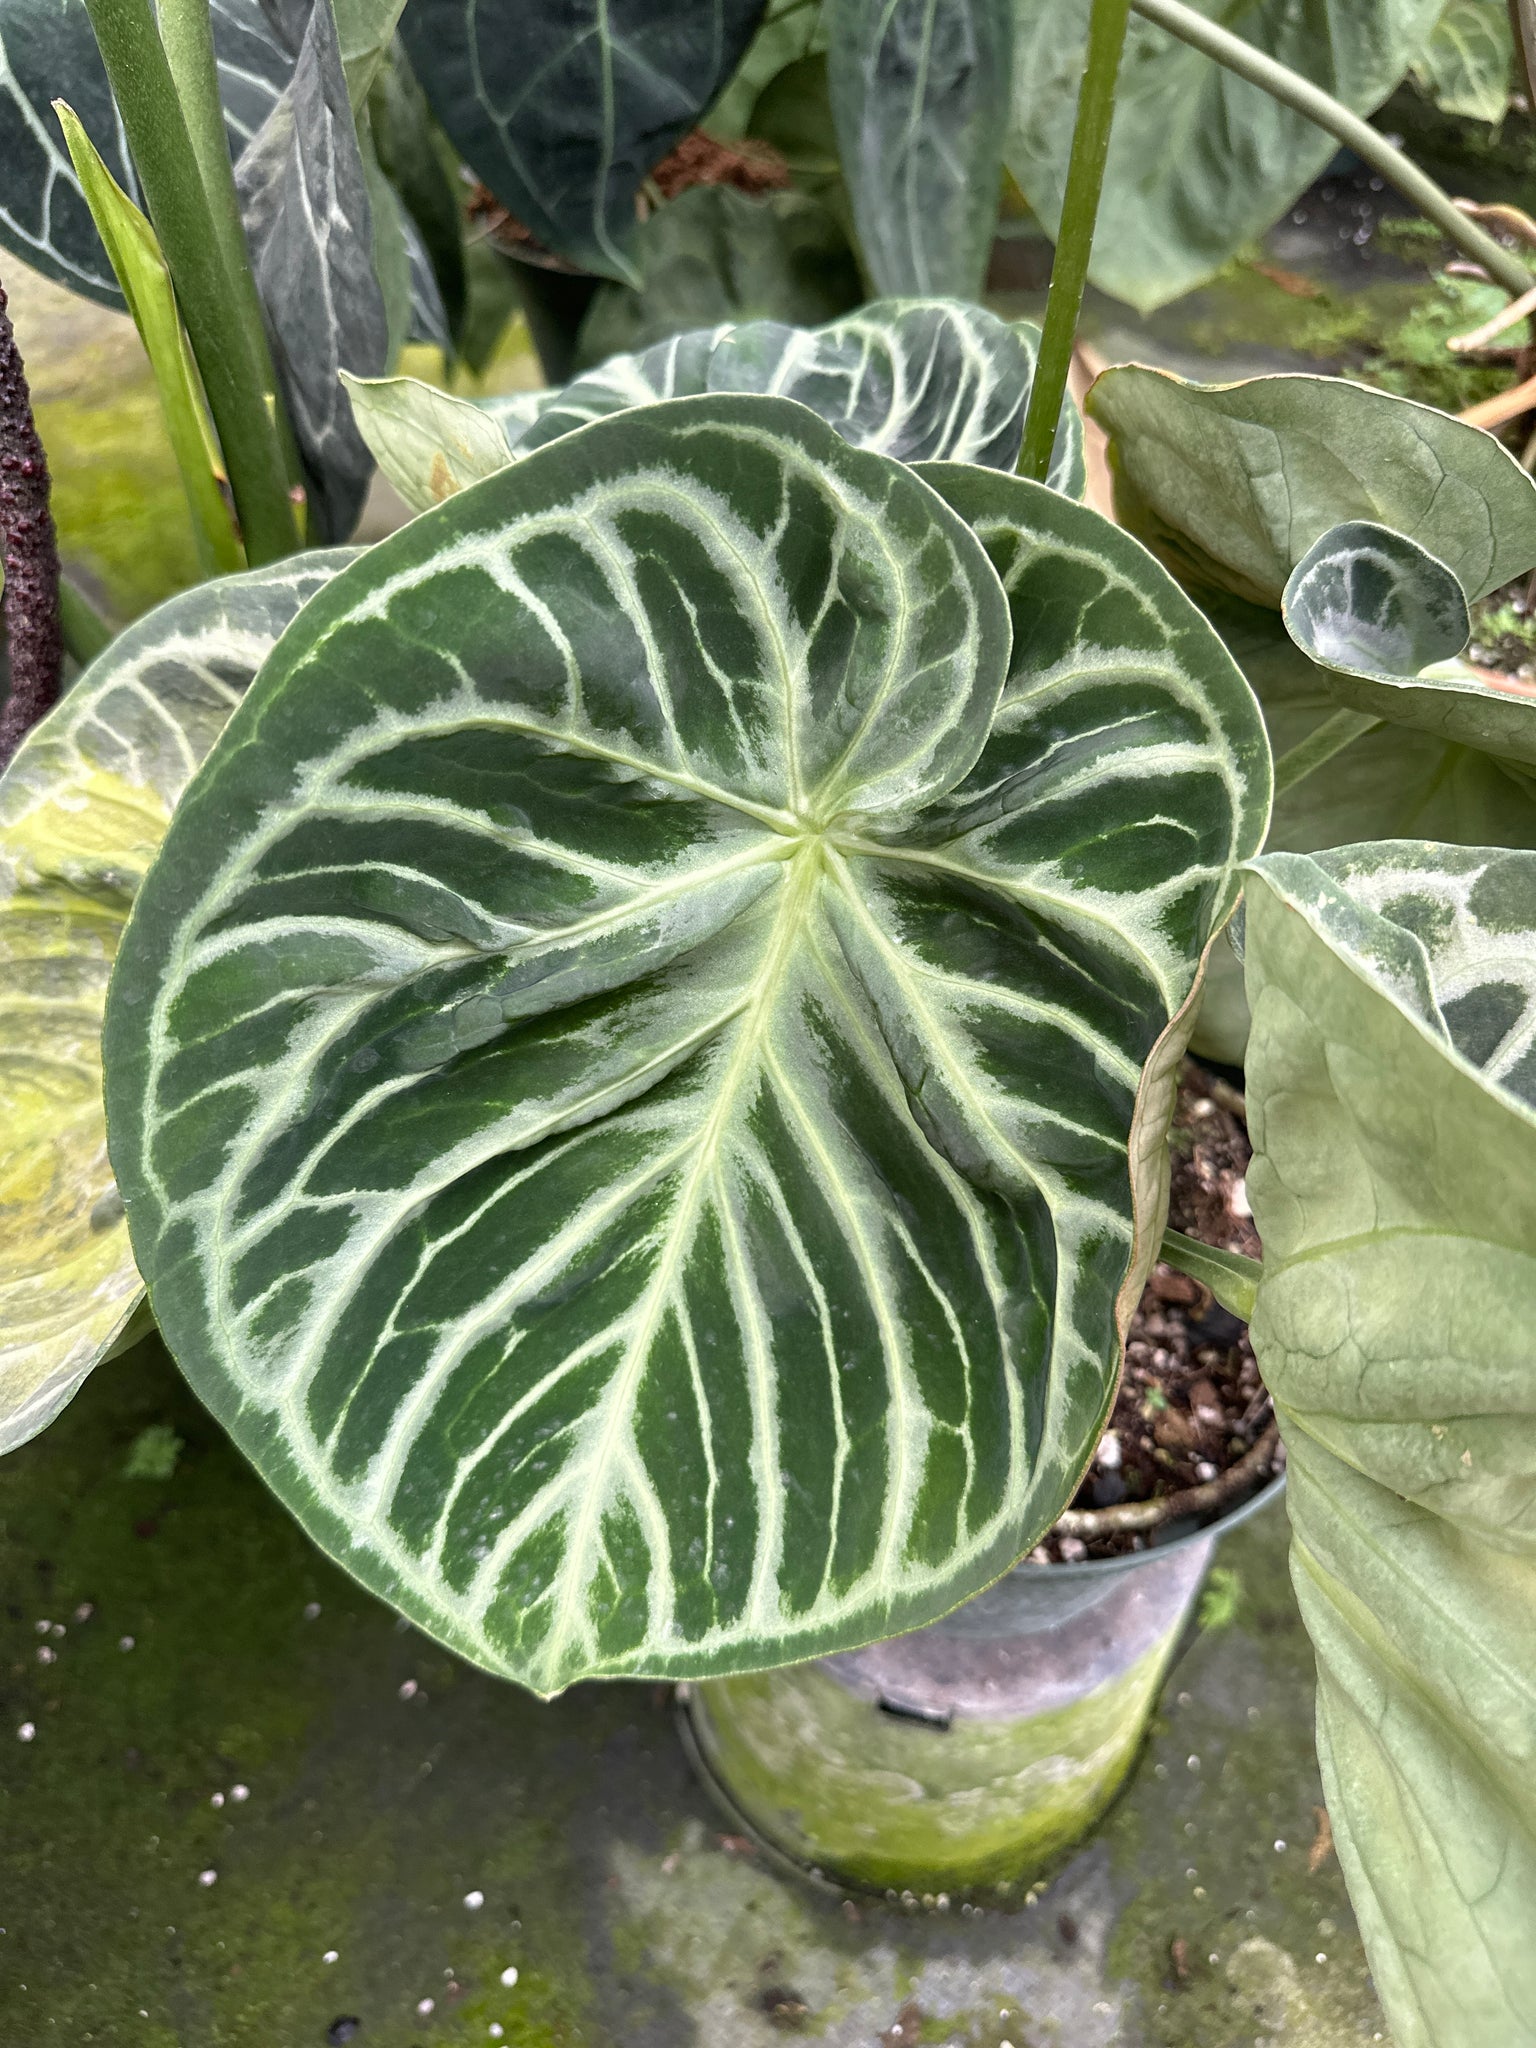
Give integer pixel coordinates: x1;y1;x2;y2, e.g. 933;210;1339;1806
1158;1226;1261;1321
58;574;114;666
1019;0;1131;483
1273;708;1383;795
81;0;301;563
0;275;63;769
155;0;249;311
1130;0;1536;301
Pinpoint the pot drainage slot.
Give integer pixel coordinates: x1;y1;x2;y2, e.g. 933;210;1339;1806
877;1696;952;1732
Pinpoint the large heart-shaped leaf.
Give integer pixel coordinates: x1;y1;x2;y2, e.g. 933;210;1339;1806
398;0;769;287
1242;840;1536;2047
0;552;353;1457
0;0;290;307
1087;368;1536;612
103;395;1268;1695
825;0;1012;300
347;299;1087;515
1009;0;1443;314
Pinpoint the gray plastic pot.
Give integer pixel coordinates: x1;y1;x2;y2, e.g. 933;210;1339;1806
680;1472;1284;1900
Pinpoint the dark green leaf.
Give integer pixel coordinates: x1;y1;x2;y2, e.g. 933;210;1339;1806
574;186;861;369
826;0;1011;299
103;396;1267;1694
399;0;770;286
236;0;389;541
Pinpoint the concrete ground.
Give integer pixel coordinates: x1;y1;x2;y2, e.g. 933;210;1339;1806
0;1340;1385;2047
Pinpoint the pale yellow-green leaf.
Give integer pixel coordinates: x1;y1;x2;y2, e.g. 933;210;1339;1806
342;372;512;511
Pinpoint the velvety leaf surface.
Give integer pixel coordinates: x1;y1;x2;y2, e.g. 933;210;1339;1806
573;184;861;369
1009;0;1443;314
825;0;1012;300
0;0;289;306
235;0;390;543
399;0;768;286
0;554;352;1457
1243;841;1536;2048
103;396;1267;1695
1087;367;1536;608
355;300;1086;513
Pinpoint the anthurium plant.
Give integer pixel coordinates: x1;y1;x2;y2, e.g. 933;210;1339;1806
3;4;1536;2044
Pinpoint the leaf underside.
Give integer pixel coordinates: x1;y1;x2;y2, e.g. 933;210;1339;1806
0;553;354;1455
105;395;1267;1696
1244;841;1536;2048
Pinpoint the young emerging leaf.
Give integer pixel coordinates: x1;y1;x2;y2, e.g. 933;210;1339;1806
104;395;1268;1696
1009;0;1443;313
0;554;353;1455
1242;841;1536;2048
348;299;1087;515
825;0;1013;301
398;0;769;286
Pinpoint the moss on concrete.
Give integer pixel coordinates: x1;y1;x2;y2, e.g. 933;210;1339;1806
0;1340;1382;2045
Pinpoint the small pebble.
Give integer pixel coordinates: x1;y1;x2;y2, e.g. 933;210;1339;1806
1317;1952;1328;1964
1275;1840;1287;1853
36;1646;56;1665
398;1679;419;1700
1195;1460;1218;1483
74;1603;94;1622
119;1636;135;1652
17;1723;35;1743
322;1950;339;1964
1230;1177;1252;1218
500;1966;519;1988
1096;1431;1122;1471
416;1996;436;2016
489;2028;505;2041
1056;1535;1087;1562
50;1623;65;1639
230;1784;249;1803
34;1619;50;1635
463;1890;484;1910
198;1870;217;1888
303;1601;322;1620
210;1793;225;1809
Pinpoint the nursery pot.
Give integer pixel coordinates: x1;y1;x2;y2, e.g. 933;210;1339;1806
679;1473;1283;1900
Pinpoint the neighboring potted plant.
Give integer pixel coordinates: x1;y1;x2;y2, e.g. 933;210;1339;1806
3;7;1536;2048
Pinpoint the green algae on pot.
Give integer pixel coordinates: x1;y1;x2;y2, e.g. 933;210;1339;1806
682;1479;1283;1901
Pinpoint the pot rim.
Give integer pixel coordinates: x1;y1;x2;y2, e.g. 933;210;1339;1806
1018;1464;1286;1584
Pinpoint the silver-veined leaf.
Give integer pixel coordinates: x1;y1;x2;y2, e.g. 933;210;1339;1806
1009;0;1444;314
349;299;1087;514
235;0;389;543
1282;520;1470;685
0;0;290;307
1242;840;1536;2047
0;552;354;1456
1189;595;1536;1065
103;395;1268;1696
398;0;769;287
825;0;1012;300
1087;367;1536;611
